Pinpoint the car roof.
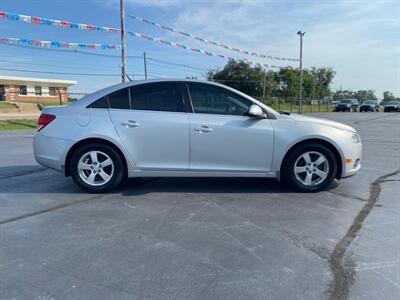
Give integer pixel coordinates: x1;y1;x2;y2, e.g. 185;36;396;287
68;78;279;116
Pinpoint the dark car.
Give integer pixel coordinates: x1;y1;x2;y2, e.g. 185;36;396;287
383;101;400;112
359;100;380;112
334;99;359;112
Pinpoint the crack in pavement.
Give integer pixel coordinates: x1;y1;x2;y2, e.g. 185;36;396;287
0;194;105;225
352;114;398;124
328;169;400;300
0;167;48;180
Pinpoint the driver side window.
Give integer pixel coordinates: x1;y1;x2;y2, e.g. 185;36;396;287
188;82;251;116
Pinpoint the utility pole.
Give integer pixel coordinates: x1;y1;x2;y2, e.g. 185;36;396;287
144;52;148;80
297;31;305;114
120;0;127;82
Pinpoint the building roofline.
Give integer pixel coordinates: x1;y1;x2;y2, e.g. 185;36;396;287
0;75;76;86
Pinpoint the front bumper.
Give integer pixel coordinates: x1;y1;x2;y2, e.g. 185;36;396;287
334;106;351;111
360;106;374;111
33;132;74;172
384;107;399;112
341;142;362;178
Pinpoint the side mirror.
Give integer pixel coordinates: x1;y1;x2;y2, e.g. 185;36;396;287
248;104;265;118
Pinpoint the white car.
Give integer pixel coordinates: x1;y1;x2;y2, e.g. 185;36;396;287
33;79;362;193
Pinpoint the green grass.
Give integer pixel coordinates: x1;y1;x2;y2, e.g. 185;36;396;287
0;119;37;130
37;101;63;107
264;102;335;113
0;102;16;109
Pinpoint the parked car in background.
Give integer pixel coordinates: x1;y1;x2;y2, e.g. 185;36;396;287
334;99;359;112
359;100;380;112
383;101;400;112
33;79;362;193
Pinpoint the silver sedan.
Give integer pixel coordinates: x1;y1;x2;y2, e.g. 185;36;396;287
33;79;362;193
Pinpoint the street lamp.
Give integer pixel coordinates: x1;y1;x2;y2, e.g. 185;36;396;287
297;31;305;114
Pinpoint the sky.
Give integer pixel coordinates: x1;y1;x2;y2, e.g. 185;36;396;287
0;0;399;99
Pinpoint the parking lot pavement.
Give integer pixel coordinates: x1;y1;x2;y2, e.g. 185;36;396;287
0;113;399;300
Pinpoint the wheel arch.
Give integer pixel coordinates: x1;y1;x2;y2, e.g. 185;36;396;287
279;138;343;180
64;137;128;177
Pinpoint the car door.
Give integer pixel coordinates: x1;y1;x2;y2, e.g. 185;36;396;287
186;82;274;173
108;82;189;170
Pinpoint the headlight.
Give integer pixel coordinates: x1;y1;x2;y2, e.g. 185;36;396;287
351;132;362;144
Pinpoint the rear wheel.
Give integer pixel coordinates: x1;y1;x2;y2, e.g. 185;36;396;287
282;143;338;192
70;143;125;193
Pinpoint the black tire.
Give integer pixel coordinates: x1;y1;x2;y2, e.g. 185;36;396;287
282;143;338;192
69;143;125;193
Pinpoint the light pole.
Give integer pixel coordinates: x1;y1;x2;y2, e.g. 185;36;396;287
120;0;127;82
297;31;305;114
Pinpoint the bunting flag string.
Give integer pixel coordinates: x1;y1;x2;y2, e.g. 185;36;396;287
127;32;281;69
127;14;299;62
0;37;121;50
0;11;119;33
0;10;282;68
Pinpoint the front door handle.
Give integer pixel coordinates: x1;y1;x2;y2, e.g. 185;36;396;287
195;125;213;133
121;120;141;128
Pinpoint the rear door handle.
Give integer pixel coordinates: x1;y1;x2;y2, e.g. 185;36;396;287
121;120;141;128
195;125;213;133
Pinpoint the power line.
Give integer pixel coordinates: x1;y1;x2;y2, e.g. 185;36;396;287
0;43;208;71
0;42;141;58
147;57;208;72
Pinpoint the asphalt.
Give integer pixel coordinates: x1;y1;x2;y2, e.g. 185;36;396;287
0;113;399;300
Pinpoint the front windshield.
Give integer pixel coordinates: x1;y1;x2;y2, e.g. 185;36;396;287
386;101;400;105
363;101;375;104
340;100;353;103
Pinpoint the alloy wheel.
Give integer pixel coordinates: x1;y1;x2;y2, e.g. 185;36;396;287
78;151;114;186
294;151;329;186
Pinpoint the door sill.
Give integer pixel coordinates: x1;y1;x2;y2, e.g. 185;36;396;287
129;169;277;178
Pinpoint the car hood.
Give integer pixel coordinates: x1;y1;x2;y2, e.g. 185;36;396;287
279;114;356;132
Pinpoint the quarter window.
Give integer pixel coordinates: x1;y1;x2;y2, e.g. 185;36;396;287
107;87;130;109
88;97;109;109
188;83;251;116
131;82;183;112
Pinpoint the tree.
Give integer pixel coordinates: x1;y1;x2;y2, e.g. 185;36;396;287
332;89;377;101
207;60;335;101
354;90;377;101
310;67;336;99
207;61;264;97
383;91;396;101
332;90;356;100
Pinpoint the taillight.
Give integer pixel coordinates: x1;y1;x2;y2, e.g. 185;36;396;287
38;113;56;131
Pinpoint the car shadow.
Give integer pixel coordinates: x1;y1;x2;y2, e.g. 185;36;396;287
0;165;339;195
119;177;339;196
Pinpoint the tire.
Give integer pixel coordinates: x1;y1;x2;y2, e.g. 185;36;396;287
282;143;338;192
69;143;125;193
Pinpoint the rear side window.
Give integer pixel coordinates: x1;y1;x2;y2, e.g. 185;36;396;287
88;97;109;109
108;88;130;109
131;82;183;112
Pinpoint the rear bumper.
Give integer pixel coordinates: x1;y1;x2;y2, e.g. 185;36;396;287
33;133;73;172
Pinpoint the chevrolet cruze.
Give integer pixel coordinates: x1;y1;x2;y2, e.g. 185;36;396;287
33;79;362;193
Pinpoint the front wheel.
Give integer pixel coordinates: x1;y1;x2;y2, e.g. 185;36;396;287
70;143;125;193
282;143;338;192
